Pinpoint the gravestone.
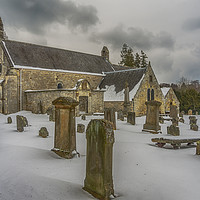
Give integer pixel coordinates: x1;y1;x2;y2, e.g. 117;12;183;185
179;113;183;118
172;117;179;126
170;105;178;119
104;108;116;130
127;112;135;125
81;114;86;120
142;100;162;134
188;109;192;115
7;117;12;124
167;125;180;136
51;97;79;159
83;119;115;200
77;124;85;133
47;106;55;122
196;141;200;155
39;127;49;138
190;124;198;131
16;115;28;132
117;110;124;121
189;116;197;125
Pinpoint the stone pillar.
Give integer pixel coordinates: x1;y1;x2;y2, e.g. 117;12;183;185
170;105;178;119
142;100;162;134
123;82;131;116
51;97;79;159
83;119;115;200
104;108;116;130
127;112;135;125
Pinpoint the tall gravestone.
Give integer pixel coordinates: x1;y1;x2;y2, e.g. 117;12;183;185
51;97;79;159
127;112;135;125
83;119;115;200
170;105;178;119
142;100;162;134
16;115;28;132
104;108;116;130
123;82;131;116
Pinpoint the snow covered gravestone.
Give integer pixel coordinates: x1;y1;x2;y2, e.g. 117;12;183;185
51;97;79;159
142;100;161;134
104;108;116;130
127;112;135;125
83;119;115;200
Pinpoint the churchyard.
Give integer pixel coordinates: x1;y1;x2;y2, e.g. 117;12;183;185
0;110;200;200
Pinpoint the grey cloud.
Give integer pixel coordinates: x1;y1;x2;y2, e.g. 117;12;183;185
90;25;175;51
182;17;200;31
0;0;99;34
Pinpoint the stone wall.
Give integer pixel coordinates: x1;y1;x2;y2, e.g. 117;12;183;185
133;65;165;116
104;101;124;111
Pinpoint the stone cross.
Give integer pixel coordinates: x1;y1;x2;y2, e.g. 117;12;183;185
83;119;115;200
142;100;162;134
51;97;79;159
127;112;135;125
104;108;116;130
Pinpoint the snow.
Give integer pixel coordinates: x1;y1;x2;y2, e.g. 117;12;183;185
0;79;4;84
1;111;200;200
161;87;170;97
104;74;145;101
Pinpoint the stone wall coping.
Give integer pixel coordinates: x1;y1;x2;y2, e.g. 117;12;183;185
52;97;79;106
25;89;76;93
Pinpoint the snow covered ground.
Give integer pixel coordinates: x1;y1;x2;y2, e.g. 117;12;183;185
0;111;200;200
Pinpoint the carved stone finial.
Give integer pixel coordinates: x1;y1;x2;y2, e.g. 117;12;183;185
101;46;109;61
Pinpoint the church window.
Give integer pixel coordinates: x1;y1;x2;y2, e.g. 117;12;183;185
151;89;154;100
57;83;63;89
147;89;150;101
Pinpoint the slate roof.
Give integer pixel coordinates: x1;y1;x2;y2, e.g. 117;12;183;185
1;40;114;74
99;68;146;93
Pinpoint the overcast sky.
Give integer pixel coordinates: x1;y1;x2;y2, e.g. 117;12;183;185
0;0;200;83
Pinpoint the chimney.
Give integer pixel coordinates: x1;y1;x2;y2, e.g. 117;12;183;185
101;46;109;61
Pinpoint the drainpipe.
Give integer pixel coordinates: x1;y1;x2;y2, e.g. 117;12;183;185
19;69;22;111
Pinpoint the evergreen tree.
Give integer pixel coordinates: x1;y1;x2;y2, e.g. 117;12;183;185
134;52;140;68
140;50;148;68
119;43;134;67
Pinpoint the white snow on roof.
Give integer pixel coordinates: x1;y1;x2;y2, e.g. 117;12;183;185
104;74;144;101
161;87;170;97
14;65;105;77
0;79;4;84
2;41;15;67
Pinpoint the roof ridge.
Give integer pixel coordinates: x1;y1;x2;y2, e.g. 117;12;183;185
104;67;146;74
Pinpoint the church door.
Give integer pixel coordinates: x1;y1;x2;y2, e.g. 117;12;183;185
79;96;88;113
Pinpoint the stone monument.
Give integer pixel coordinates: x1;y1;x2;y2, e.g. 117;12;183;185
123;82;131;116
142;100;162;134
16;115;28;132
51;97;79;159
83;119;115;200
127;112;135;125
189;116;198;131
39;127;49;138
170;105;178;119
104;108;116;130
7;117;12;124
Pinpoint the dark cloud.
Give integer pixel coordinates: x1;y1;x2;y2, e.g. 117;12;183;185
182;17;200;31
0;0;99;34
90;25;175;51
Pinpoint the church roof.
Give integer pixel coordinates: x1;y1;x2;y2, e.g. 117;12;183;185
1;40;114;74
99;67;146;101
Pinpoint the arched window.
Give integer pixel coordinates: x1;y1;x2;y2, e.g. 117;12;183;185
57;83;63;89
151;89;154;100
147;88;150;101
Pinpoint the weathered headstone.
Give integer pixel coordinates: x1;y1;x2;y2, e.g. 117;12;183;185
51;97;79;159
104;108;116;130
81;114;86;120
83;119;115;200
142;100;162;134
7;117;12;124
39;127;49;138
77;124;85;133
196;141;200;155
167;125;180;136
47;106;55;122
170;105;178;119
117;110;124;121
127;112;135;125
188;109;192;115
189;116;197;125
190;124;198;131
16;115;28;132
